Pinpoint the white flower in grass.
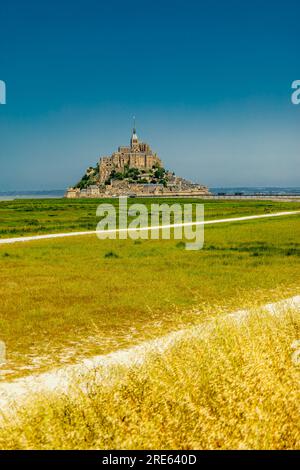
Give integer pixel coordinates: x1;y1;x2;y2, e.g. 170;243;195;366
0;341;6;365
291;340;300;365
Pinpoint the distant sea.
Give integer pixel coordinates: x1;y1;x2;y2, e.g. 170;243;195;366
0;187;300;201
211;187;300;196
0;190;65;201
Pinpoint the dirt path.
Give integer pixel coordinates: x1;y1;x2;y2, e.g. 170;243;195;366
0;294;299;415
1;210;299;245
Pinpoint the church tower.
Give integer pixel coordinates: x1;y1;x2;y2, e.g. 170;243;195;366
130;117;139;151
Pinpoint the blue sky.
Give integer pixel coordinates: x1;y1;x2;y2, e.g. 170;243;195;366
0;0;299;190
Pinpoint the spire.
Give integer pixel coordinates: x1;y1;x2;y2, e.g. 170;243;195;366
131;115;139;149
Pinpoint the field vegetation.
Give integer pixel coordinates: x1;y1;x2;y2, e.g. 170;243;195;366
0;199;299;449
1;304;299;449
0;203;300;380
0;197;300;238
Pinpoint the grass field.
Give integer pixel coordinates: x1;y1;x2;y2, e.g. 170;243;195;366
0;198;300;380
0;198;300;450
1;304;299;449
1;197;300;238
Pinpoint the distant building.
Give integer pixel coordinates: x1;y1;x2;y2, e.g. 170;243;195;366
65;124;210;198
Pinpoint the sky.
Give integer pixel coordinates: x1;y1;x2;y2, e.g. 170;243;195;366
0;0;299;190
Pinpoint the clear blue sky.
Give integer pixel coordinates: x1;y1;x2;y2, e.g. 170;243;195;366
0;0;299;190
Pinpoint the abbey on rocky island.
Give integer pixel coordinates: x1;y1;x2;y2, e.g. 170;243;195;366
65;125;210;198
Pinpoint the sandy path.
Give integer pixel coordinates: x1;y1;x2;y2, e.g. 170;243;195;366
0;210;299;245
0;294;299;415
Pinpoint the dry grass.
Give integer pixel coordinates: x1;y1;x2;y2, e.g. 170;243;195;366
1;305;299;450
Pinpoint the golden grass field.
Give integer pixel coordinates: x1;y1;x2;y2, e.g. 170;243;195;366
1;304;299;450
0;198;300;449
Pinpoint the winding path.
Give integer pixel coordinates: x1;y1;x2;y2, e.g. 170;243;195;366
1;210;299;245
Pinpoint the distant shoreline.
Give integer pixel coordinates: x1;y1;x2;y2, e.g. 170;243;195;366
1;187;300;201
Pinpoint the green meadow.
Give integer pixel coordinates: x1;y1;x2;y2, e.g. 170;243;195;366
0;198;300;380
1;197;300;238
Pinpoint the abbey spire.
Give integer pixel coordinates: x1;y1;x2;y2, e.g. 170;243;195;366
130;116;139;150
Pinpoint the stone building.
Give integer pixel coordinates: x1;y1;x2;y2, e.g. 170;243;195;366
98;127;162;184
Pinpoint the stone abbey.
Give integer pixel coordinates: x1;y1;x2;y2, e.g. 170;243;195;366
98;127;162;184
66;125;210;198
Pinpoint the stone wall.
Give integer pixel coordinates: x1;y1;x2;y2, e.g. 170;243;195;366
65;180;210;198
